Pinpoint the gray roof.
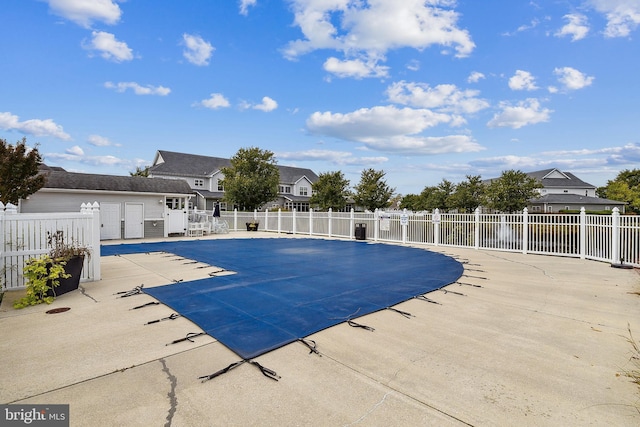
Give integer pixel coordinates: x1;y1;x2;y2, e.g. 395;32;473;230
150;150;319;184
42;170;193;195
530;194;626;205
526;168;596;189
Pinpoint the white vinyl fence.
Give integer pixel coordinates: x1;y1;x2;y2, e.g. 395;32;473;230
222;207;640;267
1;202;101;290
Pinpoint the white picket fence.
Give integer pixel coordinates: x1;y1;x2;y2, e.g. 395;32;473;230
0;203;102;291
222;207;640;267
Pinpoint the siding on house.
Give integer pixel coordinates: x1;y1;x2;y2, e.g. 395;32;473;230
149;150;320;211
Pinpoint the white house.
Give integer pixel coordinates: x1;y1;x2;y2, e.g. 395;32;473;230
148;150;320;212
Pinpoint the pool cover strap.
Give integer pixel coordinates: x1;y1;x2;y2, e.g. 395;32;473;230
145;313;181;325
347;319;375;332
166;332;205;346
298;338;321;356
115;285;144;298
199;359;280;382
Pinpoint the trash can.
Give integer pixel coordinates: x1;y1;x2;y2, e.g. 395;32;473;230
355;223;366;240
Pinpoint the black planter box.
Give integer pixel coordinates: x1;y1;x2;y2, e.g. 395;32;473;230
246;222;259;231
46;255;85;297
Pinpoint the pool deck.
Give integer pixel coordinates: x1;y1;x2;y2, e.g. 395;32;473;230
1;232;639;426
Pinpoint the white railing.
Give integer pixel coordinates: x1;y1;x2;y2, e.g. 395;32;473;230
221;207;640;267
1;202;102;290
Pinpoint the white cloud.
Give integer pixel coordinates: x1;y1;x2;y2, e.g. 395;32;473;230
84;31;133;62
487;98;552;129
588;0;640;38
555;13;590;41
323;57;389;79
553;67;594;90
239;0;257;16
0;111;71;140
277;149;388;166
250;96;278;112
283;0;474;77
182;34;214;66
467;71;485;83
104;81;170;95
197;93;231;110
66;145;84;156
306;105;484;155
508;70;538;91
88;134;120;147
386;81;489;114
44;0;122;28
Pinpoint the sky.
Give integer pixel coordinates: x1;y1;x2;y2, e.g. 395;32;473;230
2;0;640;195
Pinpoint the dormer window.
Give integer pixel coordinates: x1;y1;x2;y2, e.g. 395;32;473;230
194;179;204;187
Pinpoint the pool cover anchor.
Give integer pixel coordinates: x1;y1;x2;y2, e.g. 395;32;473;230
298;338;321;356
440;289;466;296
199;359;281;382
166;332;206;346
115;285;144;298
145;313;181;325
387;307;413;318
414;295;441;305
130;301;160;310
347;319;375;331
456;281;483;288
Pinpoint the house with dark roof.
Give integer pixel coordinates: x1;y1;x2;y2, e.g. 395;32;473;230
148;150;320;212
526;169;625;213
21;167;194;239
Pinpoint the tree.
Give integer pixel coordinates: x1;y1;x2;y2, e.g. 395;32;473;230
130;165;150;177
220;147;280;211
400;193;424;211
597;169;640;213
419;179;456;211
310;171;351;211
449;175;485;212
353;168;395;211
484;169;541;213
0;138;45;205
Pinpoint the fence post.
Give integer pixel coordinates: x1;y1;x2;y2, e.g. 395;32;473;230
350;209;355;240
522;208;528;254
328;208;333;238
90;202;101;281
433;208;440;246
611;208;620;264
474;208;480;250
401;209;408;244
309;208;314;236
292;209;297;235
264;209;269;232
233;209;238;231
277;209;282;233
374;209;379;242
579;207;586;259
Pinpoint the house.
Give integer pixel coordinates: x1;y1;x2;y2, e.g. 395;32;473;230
526;169;626;213
148;150;320;212
20;167;194;239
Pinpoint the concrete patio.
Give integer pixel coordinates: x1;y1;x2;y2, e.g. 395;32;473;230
1;232;639;426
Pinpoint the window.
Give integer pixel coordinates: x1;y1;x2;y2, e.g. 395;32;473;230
194;179;204;187
279;185;291;194
217;181;224;191
532;206;540;212
563;190;568;193
299;186;308;196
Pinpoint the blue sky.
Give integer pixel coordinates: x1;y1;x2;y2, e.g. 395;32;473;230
2;0;639;195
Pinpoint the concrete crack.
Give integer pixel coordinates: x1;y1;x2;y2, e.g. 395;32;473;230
343;391;392;426
160;358;178;427
79;285;98;303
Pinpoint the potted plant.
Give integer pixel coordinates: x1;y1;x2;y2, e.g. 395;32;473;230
13;231;90;308
245;220;259;231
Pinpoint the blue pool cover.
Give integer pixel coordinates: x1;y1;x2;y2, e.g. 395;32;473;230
102;238;464;359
